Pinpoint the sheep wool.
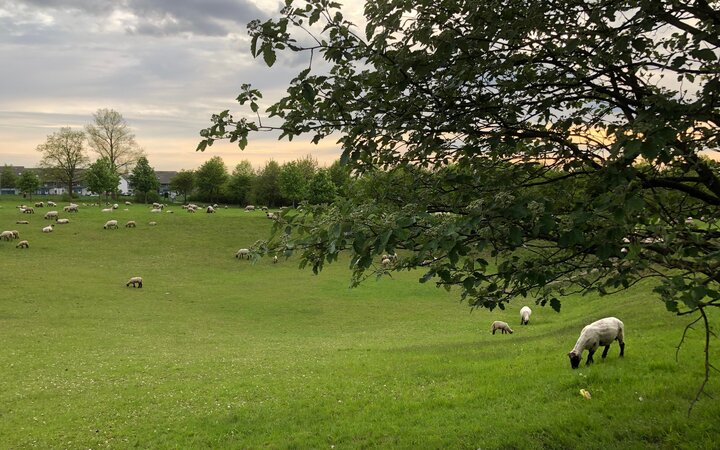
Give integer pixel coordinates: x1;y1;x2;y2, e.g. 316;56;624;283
520;306;532;325
16;240;29;249
126;276;143;288
568;317;625;369
491;320;514;335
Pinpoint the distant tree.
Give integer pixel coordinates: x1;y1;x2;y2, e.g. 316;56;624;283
224;160;255;205
85;108;144;175
170;170;195;204
85;157;120;203
17;170;41;199
308;168;336;204
37;127;89;197
1;165;17;189
327;160;352;197
196;156;228;203
252;160;282;207
129;156;159;204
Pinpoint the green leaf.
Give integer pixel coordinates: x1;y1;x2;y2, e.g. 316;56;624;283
263;45;277;67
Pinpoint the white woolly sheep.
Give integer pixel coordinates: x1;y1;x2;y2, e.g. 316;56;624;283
520;306;532;325
103;220;118;229
491;321;514;335
568;317;625;369
150;208;162;213
101;208;113;213
235;248;250;259
266;212;278;220
272;255;278;264
245;205;255;211
56;218;70;224
148;221;157;226
112;203;119;209
125;201;132;205
125;220;137;228
63;204;79;213
16;240;29;249
16;220;29;225
34;201;44;207
0;230;14;241
381;257;392;267
44;211;58;220
42;224;54;233
206;206;216;213
126;276;143;288
22;207;35;214
47;201;57;207
10;230;19;239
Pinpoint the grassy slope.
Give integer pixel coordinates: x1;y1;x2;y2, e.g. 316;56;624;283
0;197;718;449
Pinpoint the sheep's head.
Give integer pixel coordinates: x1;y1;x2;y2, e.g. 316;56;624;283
568;352;581;369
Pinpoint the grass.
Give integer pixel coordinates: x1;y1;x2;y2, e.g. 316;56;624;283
0;196;719;449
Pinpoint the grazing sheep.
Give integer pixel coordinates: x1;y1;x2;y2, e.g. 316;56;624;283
266;212;278;220
10;230;19;239
148;221;157;226
34;201;44;207
16;220;29;225
47;201;57;207
42;224;54;233
245;205;255;211
491;320;514;335
520;306;532;325
235;248;250;259
152;202;164;209
101;208;113;213
22;207;35;214
206;206;216;213
126;276;143;288
103;220;118;229
44;211;58;220
0;230;14;241
568;317;625;369
381;257;392;267
125;220;137;228
56;218;70;224
63;204;79;213
125;201;132;205
272;255;278;264
16;240;29;249
150;208;162;213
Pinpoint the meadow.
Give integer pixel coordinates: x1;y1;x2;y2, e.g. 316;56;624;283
0;196;718;449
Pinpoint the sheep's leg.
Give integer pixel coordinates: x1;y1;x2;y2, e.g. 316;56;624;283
601;345;610;359
619;342;625;357
586;350;595;366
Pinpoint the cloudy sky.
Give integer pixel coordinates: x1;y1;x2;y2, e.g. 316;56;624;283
0;0;362;170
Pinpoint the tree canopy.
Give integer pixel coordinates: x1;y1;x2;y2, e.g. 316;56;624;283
195;156;228;203
1;165;17;189
37;127;89;196
85;157;120;202
85;108;144;175
170;170;196;204
200;0;720;407
17;170;41;198
129;156;159;204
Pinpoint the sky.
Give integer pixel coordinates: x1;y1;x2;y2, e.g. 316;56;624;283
0;0;363;171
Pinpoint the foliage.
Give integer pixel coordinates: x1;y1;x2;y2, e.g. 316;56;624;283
16;170;41;198
85;157;120;202
129;156;159;204
85;108;144;175
279;156;316;206
223;161;255;205
308;168;337;204
1;164;17;189
327;160;352;197
195;156;228;203
253;160;283;207
37;127;89;196
170;170;196;204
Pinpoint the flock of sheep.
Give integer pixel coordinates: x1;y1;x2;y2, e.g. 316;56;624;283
490;305;625;369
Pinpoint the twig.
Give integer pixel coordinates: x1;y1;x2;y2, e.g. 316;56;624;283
688;306;711;416
676;315;702;363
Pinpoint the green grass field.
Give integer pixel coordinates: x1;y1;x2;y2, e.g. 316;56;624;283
1;196;718;449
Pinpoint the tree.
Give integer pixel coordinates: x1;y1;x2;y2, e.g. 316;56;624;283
279;158;315;207
308;168;337;204
201;1;720;407
195;156;228;203
85;108;144;175
170;170;195;204
17;170;41;198
85;157;120;202
327;160;352;197
252;160;283;207
37;127;89;197
224;161;255;205
1;165;17;190
129;156;159;204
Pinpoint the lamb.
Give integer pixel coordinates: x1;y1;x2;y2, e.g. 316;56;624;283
126;276;143;288
16;240;29;248
491;321;514;334
44;211;58;220
568;317;625;369
103;220;118;229
56;218;70;224
520;306;532;325
125;220;137;228
235;248;250;259
42;224;54;233
0;230;14;241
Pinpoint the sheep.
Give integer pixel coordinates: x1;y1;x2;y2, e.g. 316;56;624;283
125;201;132;205
266;212;278;220
206;205;216;213
235;248;250;259
63;204;79;213
16;240;29;249
150;208;162;213
103;220;118;229
491;321;514;334
245;205;255;211
112;203;119;209
47;201;57;207
125;220;137;228
148;221;157;226
520;306;532;325
126;276;143;288
15;220;29;225
381;257;392;267
152;202;164;209
44;211;59;220
10;230;19;239
42;224;54;233
568;317;625;369
56;218;70;224
272;255;278;264
34;201;44;207
0;230;14;241
22;207;34;214
101;208;113;213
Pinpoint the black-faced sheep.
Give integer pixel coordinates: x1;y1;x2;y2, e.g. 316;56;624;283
235;248;250;259
568;317;625;369
22;207;35;214
16;220;29;225
47;201;57;207
125;220;137;228
56;218;70;224
42;224;54;233
245;205;255;211
126;276;143;288
34;201;44;207
44;211;58;220
103;220;118;229
491;321;514;334
206;206;216;213
520;306;532;325
16;240;29;248
0;230;14;241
